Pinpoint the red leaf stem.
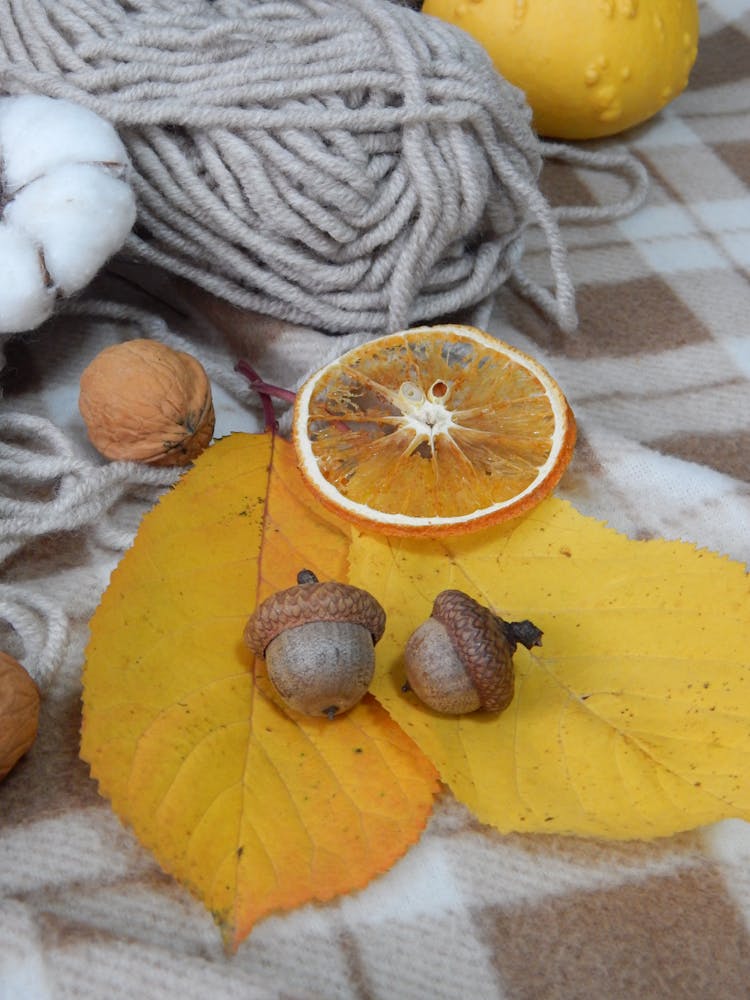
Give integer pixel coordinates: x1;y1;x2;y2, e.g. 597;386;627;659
235;359;297;432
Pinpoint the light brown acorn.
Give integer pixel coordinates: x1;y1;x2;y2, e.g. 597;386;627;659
244;570;385;719
403;590;542;715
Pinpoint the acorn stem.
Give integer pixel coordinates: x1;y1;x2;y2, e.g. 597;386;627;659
297;569;319;585
497;617;543;652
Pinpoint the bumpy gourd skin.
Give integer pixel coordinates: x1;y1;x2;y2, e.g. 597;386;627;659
422;0;700;139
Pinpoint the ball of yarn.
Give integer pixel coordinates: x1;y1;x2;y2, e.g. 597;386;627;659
0;0;576;334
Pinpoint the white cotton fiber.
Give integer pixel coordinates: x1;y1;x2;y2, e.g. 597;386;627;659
0;222;55;333
0;95;135;334
6;164;137;294
0;223;56;332
0;95;130;194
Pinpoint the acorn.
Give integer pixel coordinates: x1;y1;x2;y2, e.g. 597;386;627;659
244;570;386;719
403;590;542;715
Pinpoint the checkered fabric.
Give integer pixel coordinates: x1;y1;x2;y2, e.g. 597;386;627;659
1;2;749;998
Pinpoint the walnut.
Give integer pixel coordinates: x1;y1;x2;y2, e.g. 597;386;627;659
0;651;40;781
79;339;215;465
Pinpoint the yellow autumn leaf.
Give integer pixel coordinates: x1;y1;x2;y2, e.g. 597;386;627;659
350;498;750;840
80;433;439;950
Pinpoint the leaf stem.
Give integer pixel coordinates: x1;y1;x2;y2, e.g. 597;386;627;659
235;358;297;433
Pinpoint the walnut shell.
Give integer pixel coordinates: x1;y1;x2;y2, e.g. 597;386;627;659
0;651;40;781
79;338;215;465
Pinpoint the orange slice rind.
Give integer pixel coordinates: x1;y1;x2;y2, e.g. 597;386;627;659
292;325;576;537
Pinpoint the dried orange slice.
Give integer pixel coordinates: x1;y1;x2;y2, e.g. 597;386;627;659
292;325;576;537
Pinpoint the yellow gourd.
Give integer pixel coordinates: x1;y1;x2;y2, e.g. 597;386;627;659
421;0;699;139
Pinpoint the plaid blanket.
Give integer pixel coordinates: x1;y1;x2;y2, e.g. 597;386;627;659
1;1;749;997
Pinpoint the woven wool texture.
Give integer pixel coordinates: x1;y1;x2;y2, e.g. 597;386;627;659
0;0;586;335
1;1;750;998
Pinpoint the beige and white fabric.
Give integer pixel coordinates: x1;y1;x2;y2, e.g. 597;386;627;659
1;2;749;997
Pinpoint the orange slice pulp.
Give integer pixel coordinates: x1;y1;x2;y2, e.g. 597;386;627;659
292;325;576;536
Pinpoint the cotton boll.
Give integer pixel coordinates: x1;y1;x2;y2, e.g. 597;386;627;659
0;95;136;333
0;224;55;333
5;163;137;294
0;95;130;194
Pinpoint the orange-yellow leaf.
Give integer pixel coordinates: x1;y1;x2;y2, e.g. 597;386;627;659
350;499;750;840
80;433;438;949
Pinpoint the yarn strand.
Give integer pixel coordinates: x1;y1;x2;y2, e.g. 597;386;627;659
0;0;648;337
0;0;621;336
542;141;651;223
0;412;178;555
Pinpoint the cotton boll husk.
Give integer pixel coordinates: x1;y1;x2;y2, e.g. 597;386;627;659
4;164;137;295
0;95;130;194
0;224;55;333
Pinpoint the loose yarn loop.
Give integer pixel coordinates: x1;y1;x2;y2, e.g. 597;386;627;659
0;410;179;686
0;412;179;564
0;584;69;690
0;0;647;336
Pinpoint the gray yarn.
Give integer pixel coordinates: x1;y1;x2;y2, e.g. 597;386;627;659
0;408;180;687
0;0;649;337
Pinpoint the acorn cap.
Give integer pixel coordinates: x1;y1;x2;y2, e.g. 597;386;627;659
431;589;514;712
245;575;386;656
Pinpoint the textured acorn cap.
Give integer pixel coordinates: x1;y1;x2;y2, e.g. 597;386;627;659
245;579;386;657
430;589;514;712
